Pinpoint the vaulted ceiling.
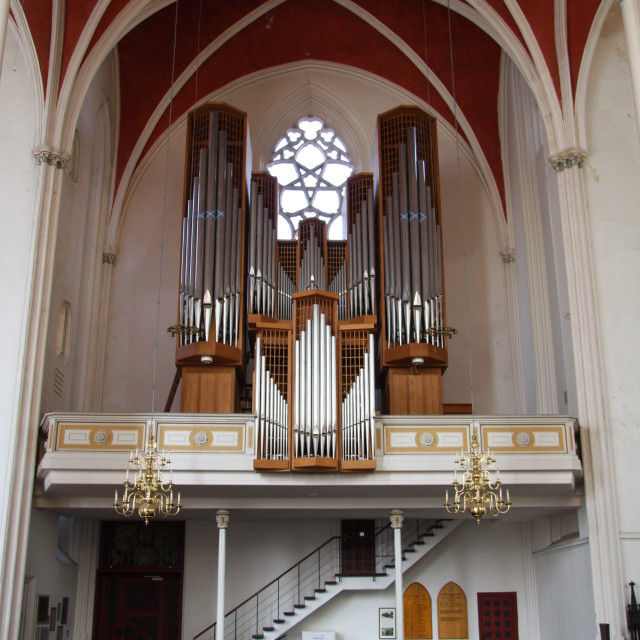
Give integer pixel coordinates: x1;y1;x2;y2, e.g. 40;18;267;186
18;0;604;214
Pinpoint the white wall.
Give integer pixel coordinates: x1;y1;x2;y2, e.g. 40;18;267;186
183;518;338;640
533;539;595;639
280;522;538;640
40;53;116;414
101;123;185;413
438;135;514;414
180;518;596;640
582;5;640;579
23;510;79;639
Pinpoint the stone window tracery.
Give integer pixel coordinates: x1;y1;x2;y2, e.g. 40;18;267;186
267;117;353;239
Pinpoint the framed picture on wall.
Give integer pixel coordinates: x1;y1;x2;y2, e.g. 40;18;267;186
61;597;69;624
36;595;49;625
379;607;396;639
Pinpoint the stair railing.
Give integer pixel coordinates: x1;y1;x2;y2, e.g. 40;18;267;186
193;519;444;640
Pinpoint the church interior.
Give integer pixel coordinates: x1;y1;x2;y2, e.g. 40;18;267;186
1;1;639;639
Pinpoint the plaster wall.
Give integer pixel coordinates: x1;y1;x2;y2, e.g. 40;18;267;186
533;539;594;639
263;521;593;640
583;6;640;554
102;67;513;414
183;518;338;640
23;510;79;639
40;54;116;415
101;123;185;413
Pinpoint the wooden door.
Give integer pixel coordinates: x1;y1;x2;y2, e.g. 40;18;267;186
341;520;376;574
477;592;518;640
93;572;182;640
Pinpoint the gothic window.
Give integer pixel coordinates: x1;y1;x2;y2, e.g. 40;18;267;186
268;117;353;240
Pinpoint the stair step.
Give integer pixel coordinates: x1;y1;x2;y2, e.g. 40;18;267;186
294;603;306;609
284;611;295;617
325;580;337;585
274;619;285;624
304;595;316;601
263;626;275;632
315;588;327;593
252;635;264;639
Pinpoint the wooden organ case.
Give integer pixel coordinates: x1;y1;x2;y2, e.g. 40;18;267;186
249;206;377;473
175;104;447;472
175;104;247;412
378;106;447;414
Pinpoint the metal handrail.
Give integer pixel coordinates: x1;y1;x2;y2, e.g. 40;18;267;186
193;519;443;640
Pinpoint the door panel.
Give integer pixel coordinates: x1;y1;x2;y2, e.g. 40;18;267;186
341;520;376;575
477;592;518;640
94;573;181;640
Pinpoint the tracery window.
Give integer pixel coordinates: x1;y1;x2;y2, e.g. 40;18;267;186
267;117;353;240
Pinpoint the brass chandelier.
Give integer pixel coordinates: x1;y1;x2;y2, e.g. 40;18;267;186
444;429;511;524
114;1;182;525
114;434;181;526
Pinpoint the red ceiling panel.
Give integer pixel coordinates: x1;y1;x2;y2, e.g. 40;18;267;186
60;0;100;90
567;0;602;95
20;3;53;98
118;0;503;208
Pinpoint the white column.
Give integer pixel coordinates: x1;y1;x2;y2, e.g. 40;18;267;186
216;510;230;640
390;510;404;640
552;158;625;639
619;0;640;143
0;0;10;82
71;519;101;640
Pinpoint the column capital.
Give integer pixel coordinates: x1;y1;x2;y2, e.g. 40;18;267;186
500;247;516;264
390;509;404;529
216;509;230;529
32;145;71;169
549;148;586;172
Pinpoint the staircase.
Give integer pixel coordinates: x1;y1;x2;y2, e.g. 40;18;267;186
193;518;462;640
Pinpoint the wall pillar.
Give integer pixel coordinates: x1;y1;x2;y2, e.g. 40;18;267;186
0;0;9;81
216;510;230;640
551;154;625;639
390;510;404;640
71;519;100;640
619;0;640;143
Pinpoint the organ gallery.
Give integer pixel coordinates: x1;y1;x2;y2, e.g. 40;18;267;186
175;104;448;472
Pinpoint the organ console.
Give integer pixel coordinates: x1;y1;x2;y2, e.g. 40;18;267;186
175;104;447;472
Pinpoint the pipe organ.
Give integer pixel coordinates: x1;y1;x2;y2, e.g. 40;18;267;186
175;104;247;413
176;104;447;471
378;106;447;414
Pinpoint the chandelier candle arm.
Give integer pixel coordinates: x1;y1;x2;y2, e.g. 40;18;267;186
444;430;511;523
114;434;181;525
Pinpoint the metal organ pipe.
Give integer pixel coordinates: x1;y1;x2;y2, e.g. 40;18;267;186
179;114;243;347
294;304;338;459
347;188;376;319
382;126;443;347
340;333;376;461
254;336;289;461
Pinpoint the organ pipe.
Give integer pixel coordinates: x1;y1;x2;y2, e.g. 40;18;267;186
382;125;444;347
177;111;244;350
